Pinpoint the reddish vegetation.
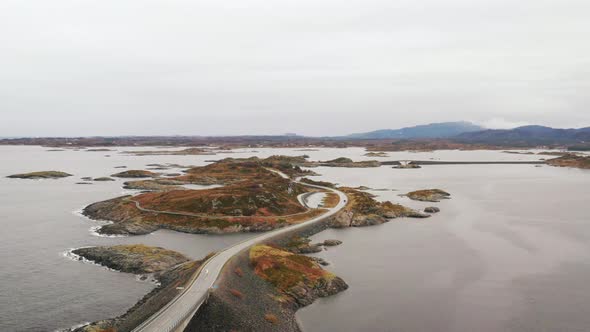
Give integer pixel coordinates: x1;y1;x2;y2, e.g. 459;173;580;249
249;245;335;291
405;189;451;202
264;313;279;325
322;192;340;208
229;288;244;299
340;187;409;215
176;156;312;184
134;175;307;217
84;156;330;234
234;267;244;277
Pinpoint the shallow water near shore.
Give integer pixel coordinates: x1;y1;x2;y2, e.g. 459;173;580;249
0;145;582;331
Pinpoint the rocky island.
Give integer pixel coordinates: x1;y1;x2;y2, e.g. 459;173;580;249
123;147;217;156
250;245;348;305
83;156;322;235
7;171;72;179
71;245;206;332
405;189;451;202
329;187;429;228
72;244;189;274
73;155;448;332
304;157;381;168
111;170;159;178
122;178;186;191
93;177;115;182
392;162;421;169
547;154;590;170
185;243;347;332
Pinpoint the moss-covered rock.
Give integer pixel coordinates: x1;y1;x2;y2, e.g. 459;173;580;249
111;170;158;178
250;245;347;306
93;177;115;181
7;171;72;179
329;188;429;228
72;244;189;274
406;189;451;202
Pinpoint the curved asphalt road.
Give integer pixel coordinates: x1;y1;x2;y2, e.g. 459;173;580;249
131;171;347;332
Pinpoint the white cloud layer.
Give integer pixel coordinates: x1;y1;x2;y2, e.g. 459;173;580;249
0;0;589;136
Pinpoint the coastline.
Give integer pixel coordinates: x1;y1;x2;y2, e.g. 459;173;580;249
71;207;129;238
62;245;204;332
185;215;344;332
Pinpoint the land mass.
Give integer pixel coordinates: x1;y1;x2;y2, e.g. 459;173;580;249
72;245;207;332
112;170;159;178
547;154;590;170
185;240;347;332
3;122;590;150
72;244;189;274
405;189;451;202
348;121;483;139
123;147;216;156
83;156;319;235
329;187;429;228
7;171;72;179
303;157;381;168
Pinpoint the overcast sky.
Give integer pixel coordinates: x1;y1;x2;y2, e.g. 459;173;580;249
1;0;589;136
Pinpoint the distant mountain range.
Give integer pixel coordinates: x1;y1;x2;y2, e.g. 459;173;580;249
2;123;589;148
454;125;590;145
343;122;590;147
346;121;484;139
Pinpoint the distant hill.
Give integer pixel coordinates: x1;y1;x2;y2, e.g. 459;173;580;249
347;121;484;139
455;125;590;146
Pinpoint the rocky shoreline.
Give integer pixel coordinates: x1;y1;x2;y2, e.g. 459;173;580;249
547;154;590;170
185;184;439;331
185;231;348;332
405;189;451;202
71;245;189;274
67;245;206;332
69;156;448;332
7;171;72;179
328;187;430;228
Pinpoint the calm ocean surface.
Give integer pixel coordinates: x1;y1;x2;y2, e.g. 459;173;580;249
1;146;585;332
298;156;590;332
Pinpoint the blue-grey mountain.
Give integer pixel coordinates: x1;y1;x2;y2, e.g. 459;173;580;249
455;125;590;146
347;122;483;139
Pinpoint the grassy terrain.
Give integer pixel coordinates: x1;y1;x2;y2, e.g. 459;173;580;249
84;156;333;235
547;154;590;169
322;193;340;208
328;187;428;228
135;176;307;216
405;189;451;202
73;244;189;274
250;245;335;291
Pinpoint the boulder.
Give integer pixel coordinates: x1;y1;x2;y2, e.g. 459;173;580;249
424;206;440;213
351;214;387;227
329;211;353;228
323;239;342;246
295;244;323;254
